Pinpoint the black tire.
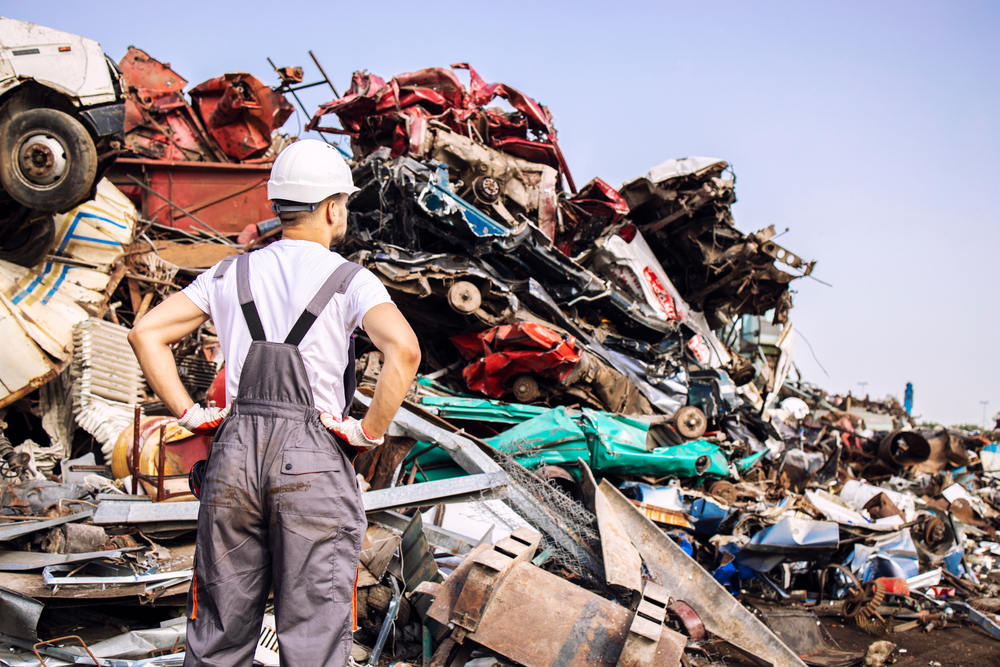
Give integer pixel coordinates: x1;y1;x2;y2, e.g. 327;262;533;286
0;106;98;212
0;205;55;268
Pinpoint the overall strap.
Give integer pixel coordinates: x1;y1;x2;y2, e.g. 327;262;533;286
212;254;238;279
235;254;267;342
284;261;364;346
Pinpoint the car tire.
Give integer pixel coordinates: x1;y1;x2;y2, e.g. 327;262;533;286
0;206;55;268
0;106;98;212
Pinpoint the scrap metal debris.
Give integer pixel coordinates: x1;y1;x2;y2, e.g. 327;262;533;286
3;40;1000;667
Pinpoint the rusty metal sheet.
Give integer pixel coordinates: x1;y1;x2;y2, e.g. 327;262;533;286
598;479;807;667
617;583;683;667
588;462;643;592
424;536;682;667
109;158;273;233
667;601;706;642
146;240;239;269
424;544;492;625
617;623;685;667
469;561;631;667
450;527;540;632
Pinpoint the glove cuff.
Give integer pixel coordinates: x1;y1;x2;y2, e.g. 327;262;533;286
359;423;384;445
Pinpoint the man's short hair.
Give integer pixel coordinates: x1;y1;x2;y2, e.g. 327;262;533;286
276;193;347;225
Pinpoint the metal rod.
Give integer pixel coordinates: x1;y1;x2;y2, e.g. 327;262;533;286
125;175;235;246
124;273;181;289
267;56;332;146
287;81;328;91
145;220;204;242
422;625;432;667
131;406;140;496
309;50;339;98
366;577;400;667
33;635;101;667
157;423;167;502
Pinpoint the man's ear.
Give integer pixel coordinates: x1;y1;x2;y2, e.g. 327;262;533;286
326;198;340;226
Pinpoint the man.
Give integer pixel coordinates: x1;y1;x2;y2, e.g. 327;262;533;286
129;139;421;667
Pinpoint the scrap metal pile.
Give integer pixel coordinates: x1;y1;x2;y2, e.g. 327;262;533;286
3;58;1000;667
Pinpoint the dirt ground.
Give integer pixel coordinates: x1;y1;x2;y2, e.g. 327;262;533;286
824;619;1000;667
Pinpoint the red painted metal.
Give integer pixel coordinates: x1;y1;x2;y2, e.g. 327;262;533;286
119;47;292;164
119;47;224;163
875;577;910;597
190;73;293;161
451;322;581;399
558;178;630;254
309;63;577;192
108;158;273;234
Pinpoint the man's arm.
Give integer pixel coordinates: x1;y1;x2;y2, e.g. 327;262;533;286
360;303;421;438
128;292;210;417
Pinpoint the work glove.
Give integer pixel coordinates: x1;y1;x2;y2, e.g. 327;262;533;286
320;413;384;453
178;403;230;435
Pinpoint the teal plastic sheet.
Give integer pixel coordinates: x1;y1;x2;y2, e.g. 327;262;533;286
418;395;548;424
406;405;758;482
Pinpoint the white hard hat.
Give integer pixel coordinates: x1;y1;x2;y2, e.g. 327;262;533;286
267;140;359;211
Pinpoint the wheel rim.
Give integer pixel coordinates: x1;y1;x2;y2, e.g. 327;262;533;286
15;131;69;188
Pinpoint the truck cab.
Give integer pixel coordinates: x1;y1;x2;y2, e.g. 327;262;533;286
0;17;126;266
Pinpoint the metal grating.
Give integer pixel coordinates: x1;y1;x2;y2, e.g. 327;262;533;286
71;319;145;456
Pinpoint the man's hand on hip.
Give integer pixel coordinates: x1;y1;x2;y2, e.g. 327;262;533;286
320;413;384;453
179;403;230;435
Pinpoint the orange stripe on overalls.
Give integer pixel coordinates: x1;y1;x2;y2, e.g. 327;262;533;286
352;565;359;631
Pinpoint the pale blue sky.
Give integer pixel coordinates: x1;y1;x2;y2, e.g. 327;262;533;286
11;1;999;425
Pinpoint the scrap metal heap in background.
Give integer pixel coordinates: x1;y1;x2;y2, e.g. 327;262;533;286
2;59;1000;667
118;46;295;163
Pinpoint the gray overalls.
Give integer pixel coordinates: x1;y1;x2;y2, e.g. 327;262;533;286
185;253;366;667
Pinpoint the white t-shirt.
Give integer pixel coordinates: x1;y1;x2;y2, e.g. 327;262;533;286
183;239;393;415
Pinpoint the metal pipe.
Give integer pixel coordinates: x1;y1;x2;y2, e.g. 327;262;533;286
309;50;340;99
366;577;400;667
566;285;611;307
156;423;167;502
131;406;140;496
422;625;432;667
125;175;235;246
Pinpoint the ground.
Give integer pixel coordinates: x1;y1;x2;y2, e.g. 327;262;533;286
824;619;1000;667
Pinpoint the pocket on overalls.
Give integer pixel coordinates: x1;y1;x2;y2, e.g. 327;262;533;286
331;527;362;603
275;449;341;518
199;441;247;508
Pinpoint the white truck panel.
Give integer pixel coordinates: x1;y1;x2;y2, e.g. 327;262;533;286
0;17;117;106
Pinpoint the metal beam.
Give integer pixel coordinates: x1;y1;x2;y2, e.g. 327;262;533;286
0;548;143;571
0;510;93;542
363;473;506;513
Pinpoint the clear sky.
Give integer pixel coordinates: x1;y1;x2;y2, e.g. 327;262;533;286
10;1;998;426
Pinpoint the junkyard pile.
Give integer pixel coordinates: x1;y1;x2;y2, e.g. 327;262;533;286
4;54;1000;667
